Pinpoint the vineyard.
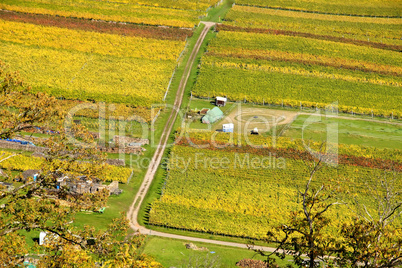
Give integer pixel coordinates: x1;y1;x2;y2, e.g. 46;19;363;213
0;18;185;107
235;0;401;17
0;0;222;28
148;131;402;239
192;3;402;118
0;151;132;183
0;0;225;108
0;11;192;41
225;6;402;46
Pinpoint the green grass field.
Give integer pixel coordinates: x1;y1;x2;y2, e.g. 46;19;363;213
282;115;402;150
142;236;294;267
202;0;235;23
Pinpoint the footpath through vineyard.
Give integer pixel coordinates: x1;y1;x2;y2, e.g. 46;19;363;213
126;21;279;253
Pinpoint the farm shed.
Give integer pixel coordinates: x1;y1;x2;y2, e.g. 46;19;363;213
222;123;234;133
21;169;40;182
215;96;227;107
0;182;13;191
202;107;224;124
56;175;122;196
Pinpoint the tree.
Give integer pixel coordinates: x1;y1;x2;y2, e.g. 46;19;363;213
337;172;402;267
37;215;162;268
0;61;61;139
0;62;161;267
254;158;342;268
253;157;401;268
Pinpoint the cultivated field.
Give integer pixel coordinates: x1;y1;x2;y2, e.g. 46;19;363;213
0;16;186;107
0;0;222;28
192;1;402;118
149;131;402;239
235;0;401;17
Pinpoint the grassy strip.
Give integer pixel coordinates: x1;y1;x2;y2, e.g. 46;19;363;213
282;115;402;150
142;236;294;267
137;23;210;227
202;0;235;22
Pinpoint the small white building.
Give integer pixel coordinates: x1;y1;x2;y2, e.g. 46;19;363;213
222;123;234;133
39;232;47;245
216;97;227;107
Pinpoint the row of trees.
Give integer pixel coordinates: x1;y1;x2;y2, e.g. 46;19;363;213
255;157;401;267
0;62;161;267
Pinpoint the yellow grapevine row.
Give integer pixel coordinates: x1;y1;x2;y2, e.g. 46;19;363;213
149;144;399;239
225;9;401;45
209;31;401;71
206;58;400;87
235;0;401;17
231;5;402;24
179;129;402;162
1;41;174;106
110;0;221;11
0;1;200;28
0;151;132;183
210;47;402;77
0;20;185;61
192;64;402;118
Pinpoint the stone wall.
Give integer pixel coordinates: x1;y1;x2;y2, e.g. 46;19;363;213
105;159;125;166
107;181;119;192
0;140;48;153
113;136;149;146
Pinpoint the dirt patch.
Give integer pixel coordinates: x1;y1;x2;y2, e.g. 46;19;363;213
218;106;298;133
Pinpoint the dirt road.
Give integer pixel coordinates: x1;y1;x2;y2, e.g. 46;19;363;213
126;21;280;254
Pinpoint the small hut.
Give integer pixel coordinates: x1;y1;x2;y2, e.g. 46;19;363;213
215;97;227;107
21;170;40;182
222;123;234;133
251;128;259;135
